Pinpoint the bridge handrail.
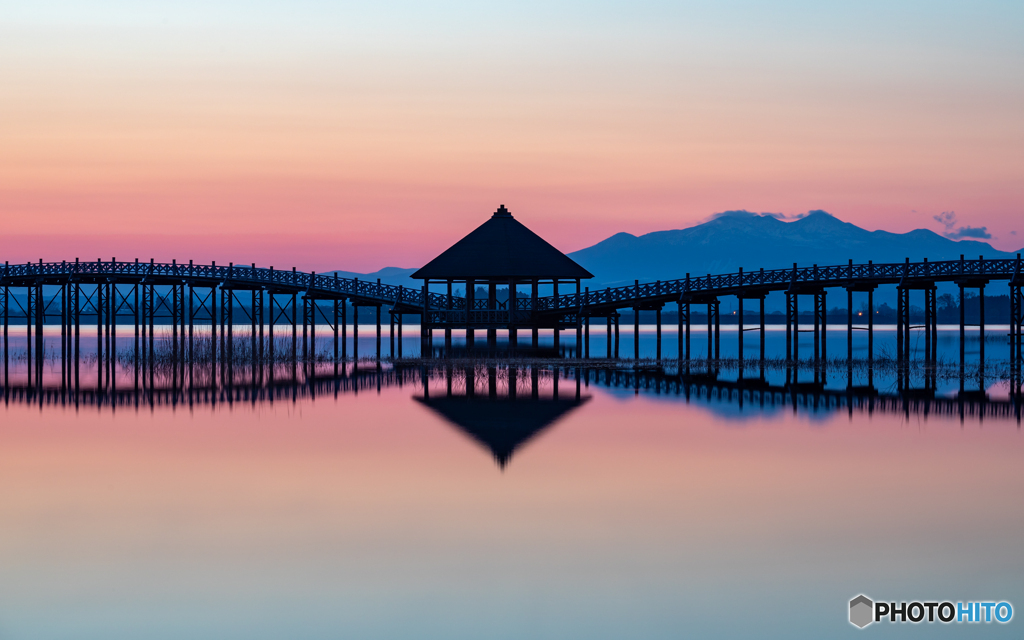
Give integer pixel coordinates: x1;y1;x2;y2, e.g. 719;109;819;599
0;260;446;310
534;257;1021;312
5;255;1021;317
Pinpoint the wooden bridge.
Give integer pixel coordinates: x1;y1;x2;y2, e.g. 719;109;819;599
1;247;1022;386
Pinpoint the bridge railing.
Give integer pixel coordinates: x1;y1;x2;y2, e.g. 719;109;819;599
531;257;1021;313
5;256;1020;319
0;260;447;311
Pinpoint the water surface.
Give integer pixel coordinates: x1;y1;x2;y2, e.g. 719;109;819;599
0;342;1022;638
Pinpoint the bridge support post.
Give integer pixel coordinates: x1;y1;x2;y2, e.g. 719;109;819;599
584;315;590;359
958;283;965;387
759;296;765;361
286;292;295;380
979;283;986;364
931;286;938;364
108;282;116;390
26;282;33;388
147;283;155;390
813;291;820;364
336;299;341;371
575;279;582;360
38;281;45;391
268;291;276;379
228;289;235;386
676;302;683;364
341;298;347;362
684;303;690;367
2;282;7;391
737;296;743;364
91;282;99;389
62;280;68;389
1012;276;1022;392
897;286;904;366
133;282;139;392
847;288;853;363
376;304;382;363
607;315;613;359
189;283;195;388
174;283;181;388
864;287;873;367
75;282;81;391
353;304;359;361
707;301;713;364
786;290;794;362
397;312;403;359
388;310;394;361
713;299;720;364
924;286;933;381
257;288;264;382
903;284;913;389
655;307;662;362
219;288;226;380
820;290;827;363
614;314;620;358
634;306;640;361
302;296;308;370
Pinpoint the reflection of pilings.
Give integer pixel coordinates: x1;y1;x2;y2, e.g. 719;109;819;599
5;362;1020;423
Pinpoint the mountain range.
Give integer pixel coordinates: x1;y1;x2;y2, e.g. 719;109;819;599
334;210;1022;291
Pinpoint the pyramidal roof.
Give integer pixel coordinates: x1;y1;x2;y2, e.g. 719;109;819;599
412;205;593;281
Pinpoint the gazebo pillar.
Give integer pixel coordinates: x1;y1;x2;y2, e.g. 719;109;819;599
466;278;475;350
575;279;582;359
553;279;560;352
420;281;428;357
508;277;516;351
488;282;497;349
532;279;539;348
445;280;452;354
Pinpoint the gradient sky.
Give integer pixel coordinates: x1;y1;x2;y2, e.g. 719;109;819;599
2;1;1022;271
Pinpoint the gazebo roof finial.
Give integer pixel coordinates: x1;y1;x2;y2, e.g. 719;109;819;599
493;204;511;218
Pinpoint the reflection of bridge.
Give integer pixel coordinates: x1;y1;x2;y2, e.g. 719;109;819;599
583;367;1022;423
1;254;1021;374
2;364;1019;425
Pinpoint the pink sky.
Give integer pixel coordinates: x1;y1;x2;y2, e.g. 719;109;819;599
2;2;1021;272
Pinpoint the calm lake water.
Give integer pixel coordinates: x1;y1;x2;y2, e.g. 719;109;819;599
0;327;1021;638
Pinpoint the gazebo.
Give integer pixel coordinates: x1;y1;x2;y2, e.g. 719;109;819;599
412;204;593;351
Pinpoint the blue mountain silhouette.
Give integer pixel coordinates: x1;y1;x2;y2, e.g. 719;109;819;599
568;210;1022;288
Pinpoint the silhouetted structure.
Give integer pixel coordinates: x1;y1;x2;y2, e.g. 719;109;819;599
412;204;593;353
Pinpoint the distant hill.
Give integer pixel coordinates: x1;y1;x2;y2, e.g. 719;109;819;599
327;266;418;288
568;210;1022;288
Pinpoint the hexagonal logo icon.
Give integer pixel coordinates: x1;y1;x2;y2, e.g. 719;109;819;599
850;595;874;628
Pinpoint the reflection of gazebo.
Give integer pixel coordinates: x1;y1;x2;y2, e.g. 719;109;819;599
413;365;590;468
416;396;588;468
412;205;593;350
